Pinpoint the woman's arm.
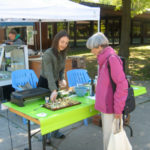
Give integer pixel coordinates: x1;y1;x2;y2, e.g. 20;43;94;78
43;54;57;92
109;55;128;114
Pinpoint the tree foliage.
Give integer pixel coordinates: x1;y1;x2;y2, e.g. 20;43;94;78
131;0;150;16
79;0;150;16
73;0;150;58
111;0;150;17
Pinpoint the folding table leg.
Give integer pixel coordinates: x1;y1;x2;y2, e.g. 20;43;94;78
42;135;46;150
24;120;32;150
27;120;32;150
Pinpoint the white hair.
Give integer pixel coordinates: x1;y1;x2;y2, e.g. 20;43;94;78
86;32;109;49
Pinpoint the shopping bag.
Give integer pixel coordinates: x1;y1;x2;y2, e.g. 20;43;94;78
107;119;132;150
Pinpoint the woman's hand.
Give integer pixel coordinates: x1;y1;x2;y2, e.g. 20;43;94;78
50;90;58;102
59;80;67;88
114;114;122;119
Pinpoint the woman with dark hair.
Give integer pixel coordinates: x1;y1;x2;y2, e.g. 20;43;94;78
38;30;69;145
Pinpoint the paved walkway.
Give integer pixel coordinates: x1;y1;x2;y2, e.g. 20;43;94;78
0;81;150;150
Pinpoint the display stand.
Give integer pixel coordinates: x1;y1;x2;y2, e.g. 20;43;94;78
0;45;28;86
0;45;28;100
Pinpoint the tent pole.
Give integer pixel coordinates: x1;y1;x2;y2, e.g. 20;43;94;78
67;22;69;34
39;20;42;54
98;19;100;32
67;22;69;33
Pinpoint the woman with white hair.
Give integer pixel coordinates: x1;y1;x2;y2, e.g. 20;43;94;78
86;32;128;150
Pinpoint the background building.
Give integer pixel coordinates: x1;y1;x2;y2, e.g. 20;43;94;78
0;3;150;50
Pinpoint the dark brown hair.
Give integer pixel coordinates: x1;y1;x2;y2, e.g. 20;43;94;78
9;29;17;35
51;30;69;57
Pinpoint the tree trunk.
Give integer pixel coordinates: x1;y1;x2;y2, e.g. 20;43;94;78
119;0;131;58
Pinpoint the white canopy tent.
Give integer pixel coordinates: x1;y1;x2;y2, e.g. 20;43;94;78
0;0;100;21
0;0;100;50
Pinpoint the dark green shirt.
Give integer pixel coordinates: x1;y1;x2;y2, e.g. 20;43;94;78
40;48;66;91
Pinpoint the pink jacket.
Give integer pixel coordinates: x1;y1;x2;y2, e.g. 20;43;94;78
95;46;128;114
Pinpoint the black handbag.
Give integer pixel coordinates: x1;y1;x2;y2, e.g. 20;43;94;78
123;85;135;115
107;56;135;115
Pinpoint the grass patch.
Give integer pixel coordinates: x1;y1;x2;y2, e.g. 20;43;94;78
67;45;150;80
129;46;150;80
